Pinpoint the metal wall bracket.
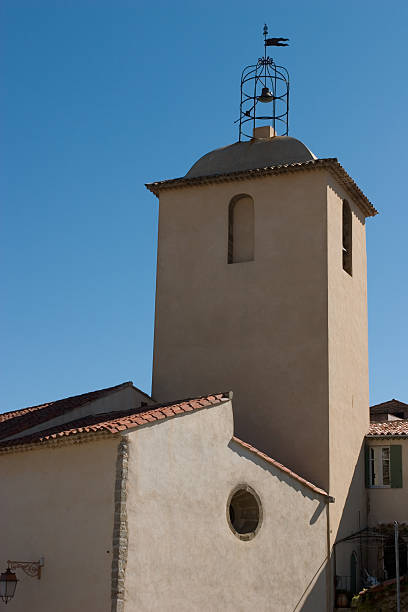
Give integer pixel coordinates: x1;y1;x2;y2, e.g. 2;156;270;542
8;558;44;580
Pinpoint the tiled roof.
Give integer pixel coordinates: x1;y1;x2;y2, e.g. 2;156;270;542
370;398;408;414
0;394;229;451
232;437;333;501
145;158;378;218
0;390;330;501
0;382;143;441
367;420;408;437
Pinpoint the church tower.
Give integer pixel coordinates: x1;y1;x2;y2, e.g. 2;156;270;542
146;28;377;546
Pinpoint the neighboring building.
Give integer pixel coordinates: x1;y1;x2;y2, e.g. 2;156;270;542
370;398;408;422
362;404;408;584
367;401;406;526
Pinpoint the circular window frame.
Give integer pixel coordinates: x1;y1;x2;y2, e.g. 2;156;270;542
226;484;263;541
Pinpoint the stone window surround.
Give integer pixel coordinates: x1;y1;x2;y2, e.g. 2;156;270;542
226;483;263;541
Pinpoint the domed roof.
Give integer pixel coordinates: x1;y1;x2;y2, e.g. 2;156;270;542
185;136;316;179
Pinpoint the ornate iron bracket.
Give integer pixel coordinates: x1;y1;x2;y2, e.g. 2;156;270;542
7;558;44;580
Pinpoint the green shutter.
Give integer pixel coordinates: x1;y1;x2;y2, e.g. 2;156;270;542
390;445;403;488
365;445;370;488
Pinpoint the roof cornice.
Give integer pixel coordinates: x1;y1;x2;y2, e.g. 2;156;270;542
0;430;115;456
145;158;378;218
366;435;408;440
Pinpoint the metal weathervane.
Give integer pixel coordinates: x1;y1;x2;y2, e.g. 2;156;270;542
237;24;290;141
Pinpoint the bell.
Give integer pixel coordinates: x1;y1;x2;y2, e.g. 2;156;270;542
257;87;274;103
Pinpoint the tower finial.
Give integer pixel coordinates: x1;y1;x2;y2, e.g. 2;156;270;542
263;22;289;48
237;26;290;141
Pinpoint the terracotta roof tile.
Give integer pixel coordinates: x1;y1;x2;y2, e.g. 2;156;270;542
367;420;408;437
0;393;229;451
171;406;184;414
180;403;193;412
161;407;176;417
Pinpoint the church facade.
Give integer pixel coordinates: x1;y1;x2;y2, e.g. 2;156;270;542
2;32;404;612
0;384;332;611
0;123;380;611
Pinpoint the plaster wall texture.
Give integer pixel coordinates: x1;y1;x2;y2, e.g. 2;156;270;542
326;182;369;563
367;439;408;525
0;438;118;612
124;401;329;612
152;172;331;490
5;385;151;442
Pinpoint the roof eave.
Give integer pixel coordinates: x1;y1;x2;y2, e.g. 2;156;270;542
232;436;334;501
145;158;378;218
366;434;408;440
0;394;232;454
0;429;116;455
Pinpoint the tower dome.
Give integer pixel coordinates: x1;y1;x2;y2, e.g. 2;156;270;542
185;133;316;179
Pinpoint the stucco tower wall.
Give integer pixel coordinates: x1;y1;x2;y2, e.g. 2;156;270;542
327;180;369;549
152;171;330;490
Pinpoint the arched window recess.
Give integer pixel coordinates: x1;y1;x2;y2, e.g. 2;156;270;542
228;194;255;264
342;200;352;276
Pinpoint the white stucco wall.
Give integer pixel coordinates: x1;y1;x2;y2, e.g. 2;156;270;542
0;437;118;612
125;401;330;612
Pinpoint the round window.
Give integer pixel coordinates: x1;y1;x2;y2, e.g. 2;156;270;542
227;485;262;540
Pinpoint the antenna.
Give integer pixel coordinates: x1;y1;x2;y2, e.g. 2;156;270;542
237;25;290;141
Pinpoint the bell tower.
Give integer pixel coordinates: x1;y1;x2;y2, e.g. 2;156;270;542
146;28;377;547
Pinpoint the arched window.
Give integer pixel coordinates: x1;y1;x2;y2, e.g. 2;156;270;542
342;200;352;275
228;195;254;264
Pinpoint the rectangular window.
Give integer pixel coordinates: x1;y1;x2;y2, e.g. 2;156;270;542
369;446;391;487
366;444;403;488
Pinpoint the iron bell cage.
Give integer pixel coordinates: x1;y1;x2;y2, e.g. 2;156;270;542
238;26;290;141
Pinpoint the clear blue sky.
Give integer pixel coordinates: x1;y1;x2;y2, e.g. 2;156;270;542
1;1;407;412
